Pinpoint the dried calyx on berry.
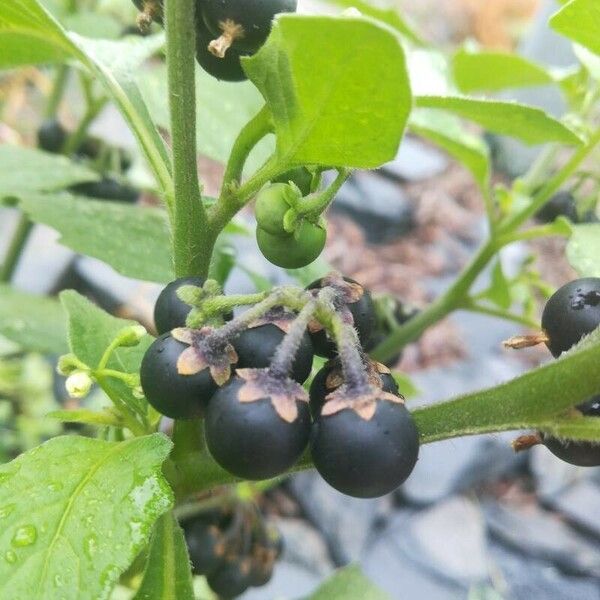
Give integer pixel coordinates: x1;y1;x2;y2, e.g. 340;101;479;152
140;327;237;419
307;273;376;358
309;357;399;418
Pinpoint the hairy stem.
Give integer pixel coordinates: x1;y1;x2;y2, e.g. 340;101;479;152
296;168;350;217
165;0;211;278
0;214;33;283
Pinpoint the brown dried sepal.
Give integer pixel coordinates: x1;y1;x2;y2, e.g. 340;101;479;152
503;332;549;350
236;368;308;423
321;386;403;421
512;432;542;452
208;20;245;58
324;360;402;397
172;327;238;386
249;306;296;333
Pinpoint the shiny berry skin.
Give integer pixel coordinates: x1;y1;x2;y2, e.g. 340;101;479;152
207;557;252;598
233;323;313;384
255;183;295;236
541;278;600;357
183;516;224;575
273;167;313;196
70;178;139;203
309;358;398;418
154;277;204;335
205;375;311;479
200;0;297;53
311;399;419;498
543;396;600;467
257;221;326;269
307;277;376;358
140;333;217;419
37;119;67;153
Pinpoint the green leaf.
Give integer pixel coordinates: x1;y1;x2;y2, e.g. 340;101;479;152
244;15;412;168
138;65;273;173
535;415;600;442
415;96;582;146
309;565;391;600
133;512;194;600
452;47;554;93
0;285;67;354
60;290;150;372
550;0;600;57
487;260;512;310
413;327;600;443
0;146;97;194
0;434;173;600
326;0;426;46
0;0;171;192
17;192;174;283
566;223;600;277
409;109;490;192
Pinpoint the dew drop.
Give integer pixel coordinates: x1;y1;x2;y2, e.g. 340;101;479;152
54;574;63;587
4;550;17;564
47;482;63;492
84;534;98;559
12;524;37;547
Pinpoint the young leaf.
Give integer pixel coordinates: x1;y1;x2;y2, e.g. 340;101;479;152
309;565;391;600
415;96;582;146
0;434;173;600
409;109;490;193
133;512;194;600
244;15;412;169
0;285;67;354
452;47;554;93
566;223;600;277
0;146;97;194
17;193;175;283
550;0;600;57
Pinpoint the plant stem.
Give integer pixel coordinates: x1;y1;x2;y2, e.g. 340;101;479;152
44;66;69;119
62;97;107;156
165;0;211;278
296;168;350;217
0;214;33;283
501;126;600;233
371;240;497;362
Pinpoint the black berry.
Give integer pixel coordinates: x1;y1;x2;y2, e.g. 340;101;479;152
233;323;313;384
311;398;419;498
140;333;217;419
70;177;139;203
206;557;252;599
307;276;376;358
154;277;204;335
37;119;67;153
542;396;600;467
309;358;398;418
183;515;225;575
205;374;311;479
196;18;248;81
541;278;600;357
200;0;297;53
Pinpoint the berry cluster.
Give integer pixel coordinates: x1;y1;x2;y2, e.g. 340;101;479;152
132;0;297;82
140;272;420;499
182;503;283;597
509;278;600;465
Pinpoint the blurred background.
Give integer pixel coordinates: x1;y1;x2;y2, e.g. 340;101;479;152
1;0;600;598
